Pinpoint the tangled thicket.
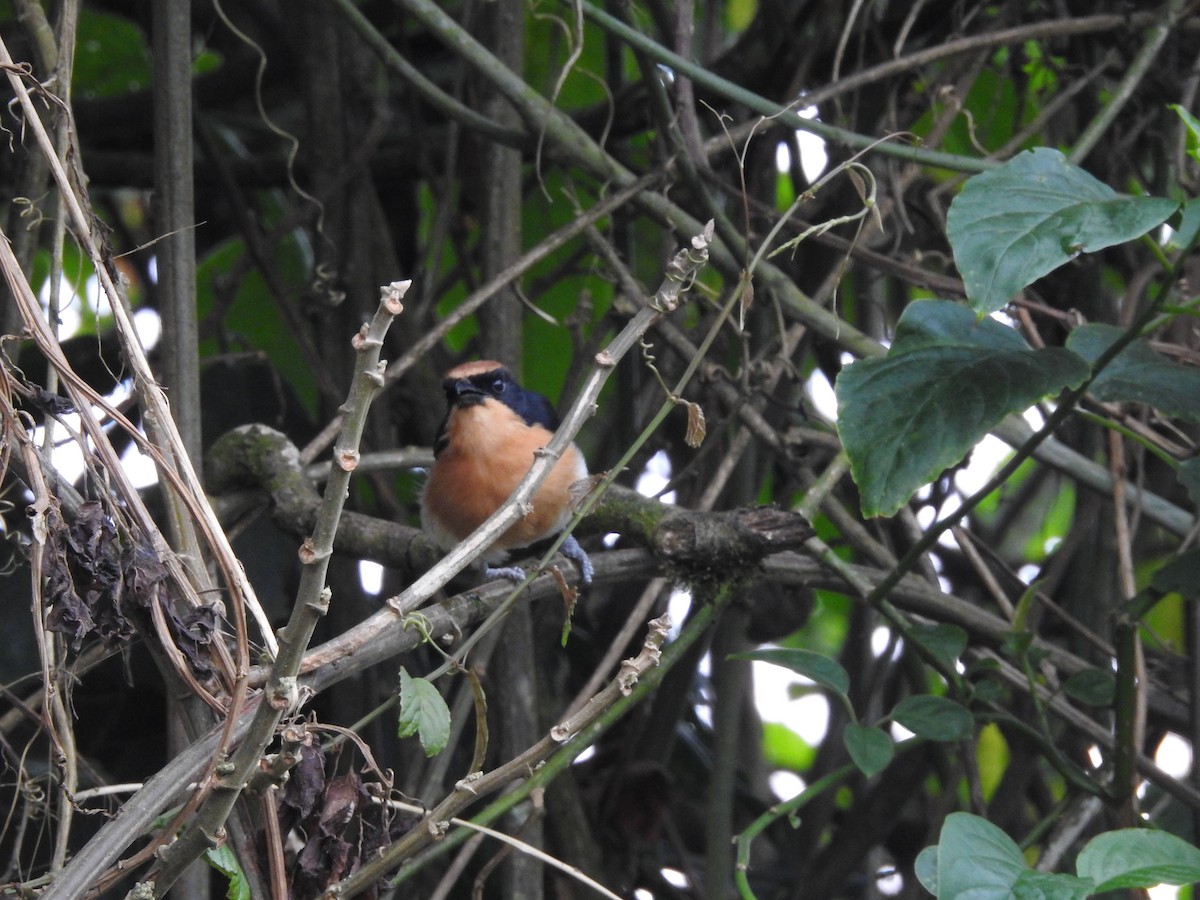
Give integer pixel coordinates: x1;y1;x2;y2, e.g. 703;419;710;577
3;2;1200;899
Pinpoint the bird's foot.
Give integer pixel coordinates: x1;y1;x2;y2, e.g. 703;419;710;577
484;536;592;586
484;564;529;583
561;534;593;586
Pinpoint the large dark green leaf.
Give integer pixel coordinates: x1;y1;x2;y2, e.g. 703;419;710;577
934;813;1028;898
947;147;1176;314
836;300;1088;517
1066;323;1200;421
934;813;1094;900
733;648;850;697
1077;829;1200;891
892;695;974;742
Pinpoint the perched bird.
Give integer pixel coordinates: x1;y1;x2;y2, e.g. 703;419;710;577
421;360;593;584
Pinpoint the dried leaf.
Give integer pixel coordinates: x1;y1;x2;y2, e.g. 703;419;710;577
124;539;218;677
280;743;326;821
318;772;368;836
684;401;707;448
43;500;129;649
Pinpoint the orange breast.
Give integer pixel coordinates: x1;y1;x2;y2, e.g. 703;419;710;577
421;401;586;560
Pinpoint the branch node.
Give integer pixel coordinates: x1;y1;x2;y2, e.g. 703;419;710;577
335;447;360;472
298;537;319;564
267;676;299;711
380;278;411;314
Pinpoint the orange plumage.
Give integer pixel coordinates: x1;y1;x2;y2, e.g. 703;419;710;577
420;361;591;582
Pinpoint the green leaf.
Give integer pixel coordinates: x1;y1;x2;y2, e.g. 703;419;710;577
762;721;816;771
205;844;252;900
398;668;451;757
936;812;1029;898
976;724;1010;802
914;845;939;894
1166;197;1200;251
1077;828;1200;891
1061;668;1115;706
1150;550;1200;599
910;623;968;670
931;814;1095;899
1009;869;1094;900
1170;104;1200;164
73;9;153;99
892;695;974;742
1066;323;1200;421
836;300;1088;517
733;648;850;697
947;147;1176;314
843;723;894;777
197;236;320;417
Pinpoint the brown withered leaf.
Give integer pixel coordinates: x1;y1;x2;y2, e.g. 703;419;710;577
318;772;369;837
42;545;94;648
292;771;369;899
43;500;129;649
280;742;326;822
288;763;395;900
166;604;219;678
125;540;219;678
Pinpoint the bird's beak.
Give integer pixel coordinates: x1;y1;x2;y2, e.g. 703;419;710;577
445;377;484;404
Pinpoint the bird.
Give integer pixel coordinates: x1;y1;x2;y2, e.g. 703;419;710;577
420;360;594;585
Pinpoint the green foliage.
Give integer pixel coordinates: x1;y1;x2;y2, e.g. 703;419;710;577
733;647;850;696
909;623;968;671
1167;197;1200;251
524;15;618;107
1125;549;1200;622
836;299;1088;517
842;723;893;777
839;149;1192;518
891;695;973;742
195;237;319;416
397;668;451;757
1077;830;1200;891
1061;668;1115;707
1149;549;1200;599
947;148;1176;314
910;66;1020;158
1021;41;1064;98
1170;104;1200;165
13;4;1200;898
1020;476;1075;564
73;9;152;98
761;721;816;772
205;844;252;900
919;814;1200;898
1066;323;1200;421
974;724;1009;801
724;0;757;31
